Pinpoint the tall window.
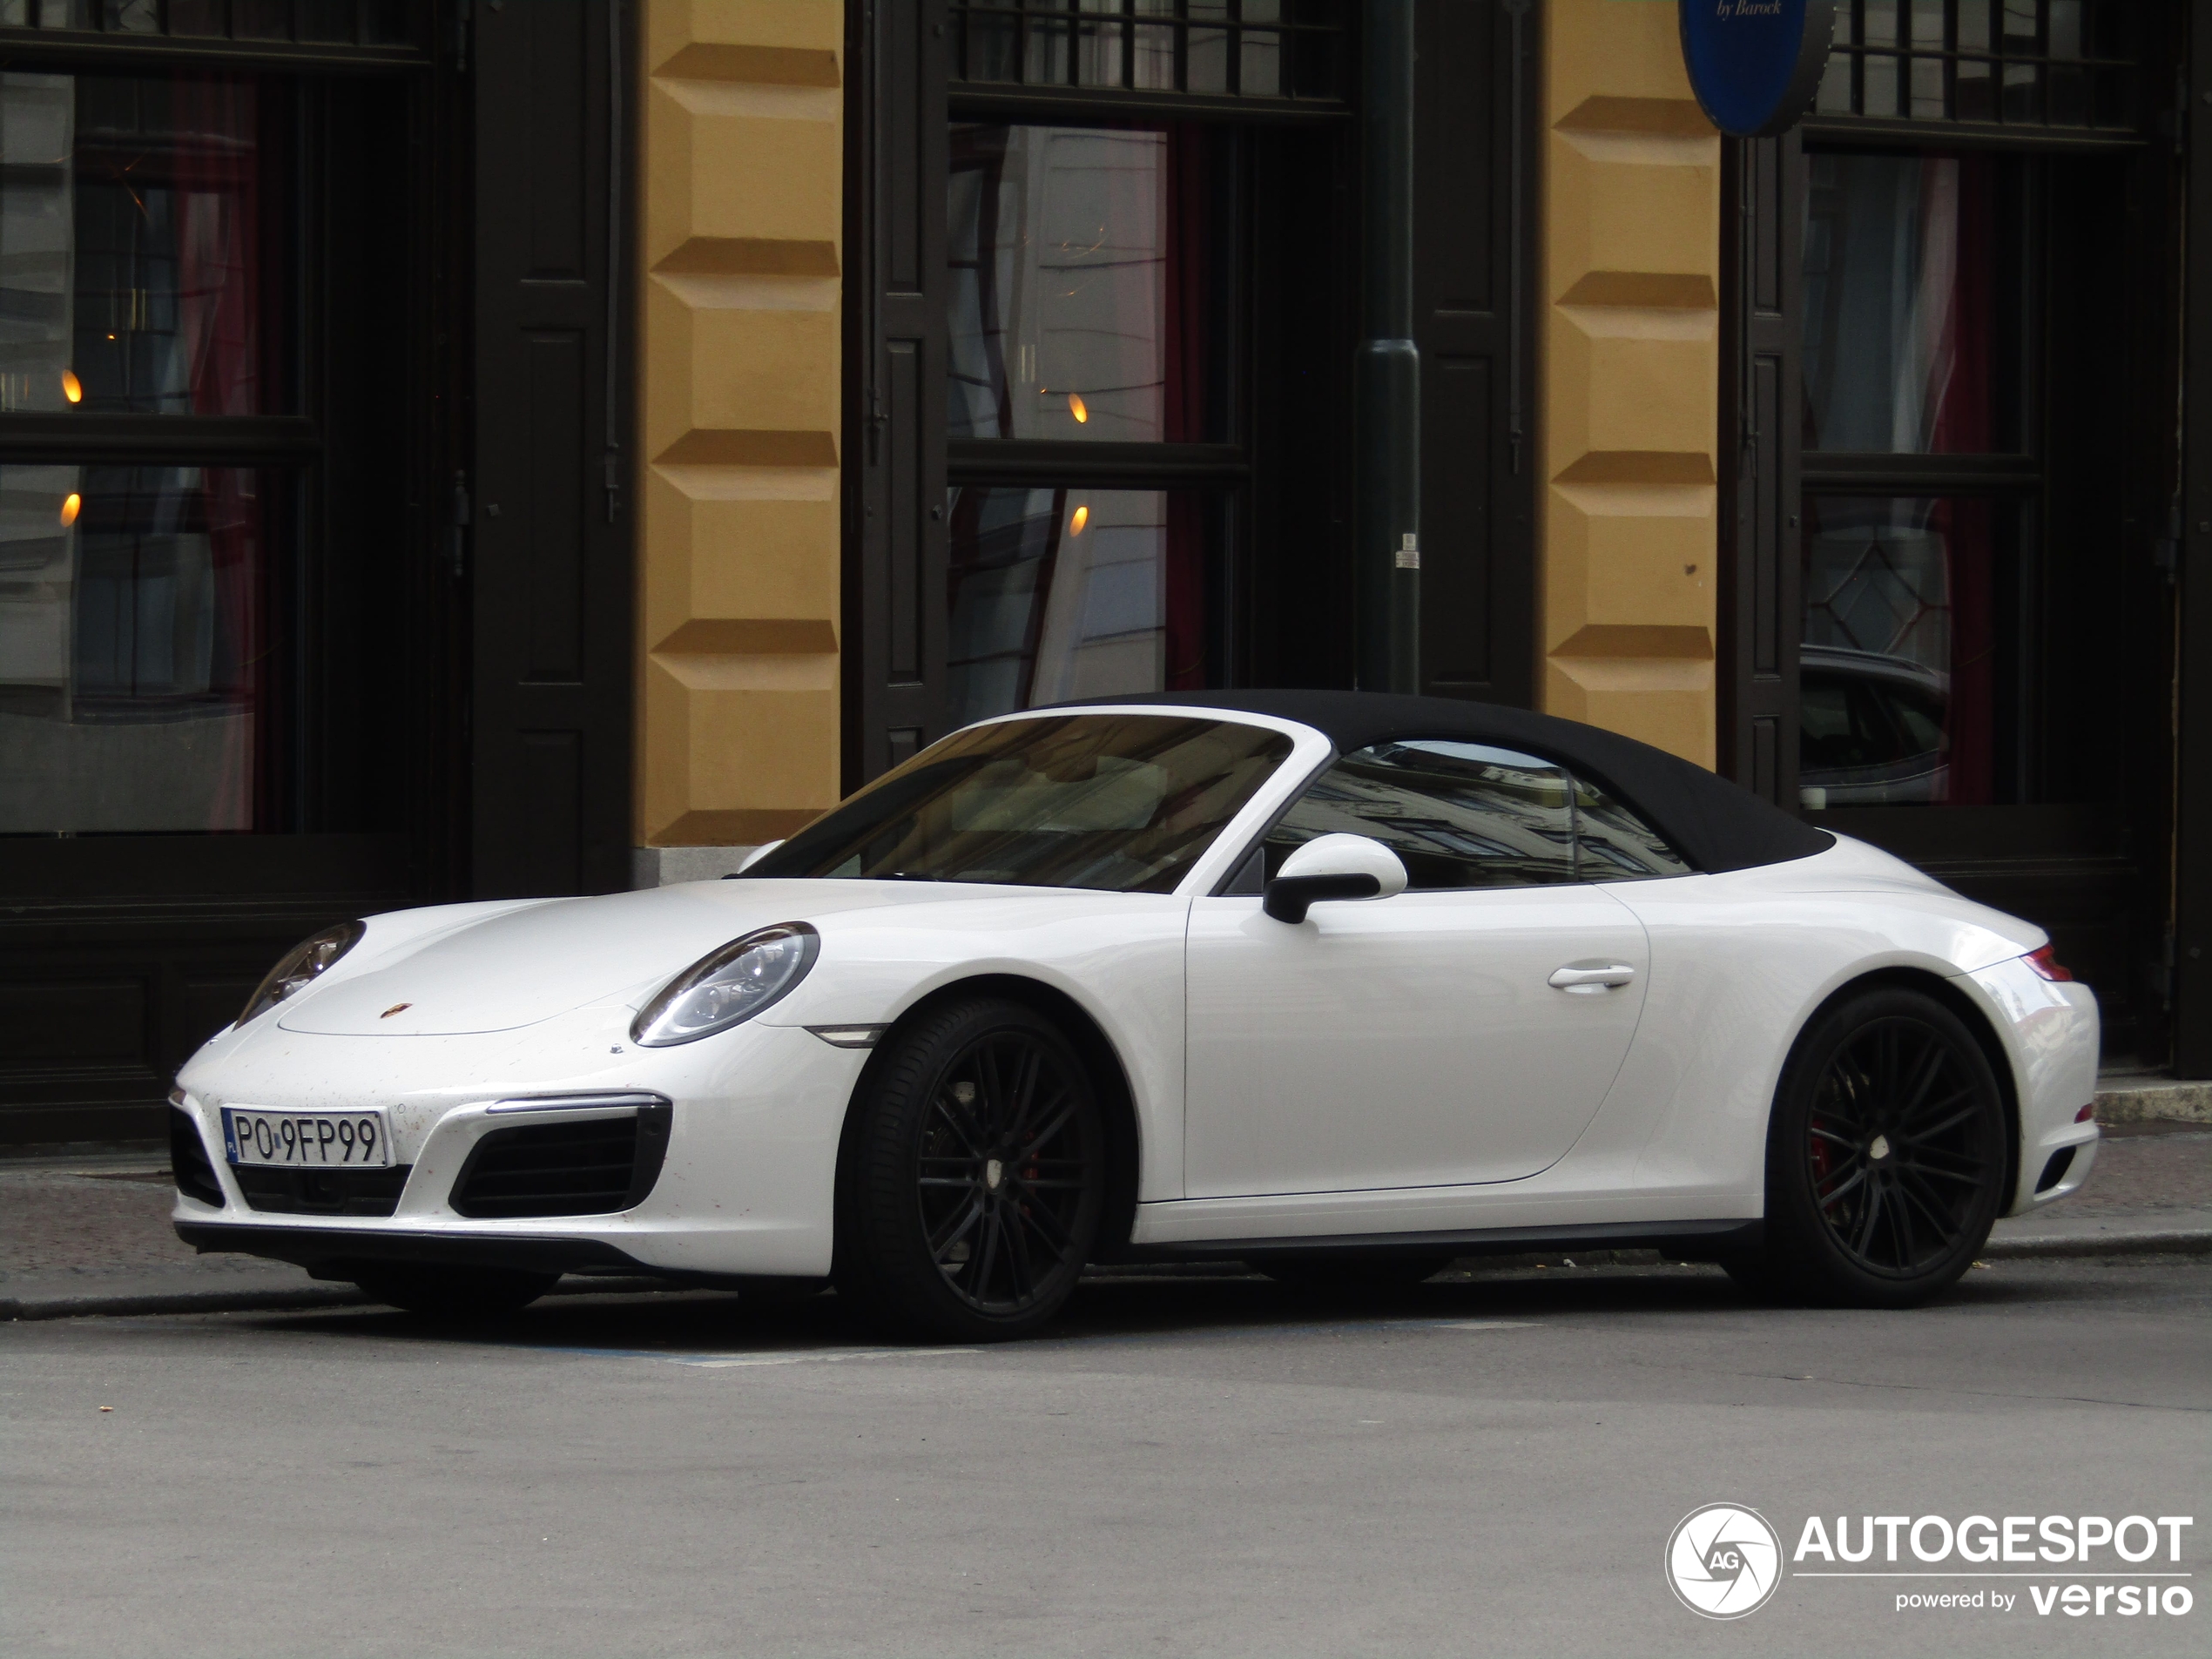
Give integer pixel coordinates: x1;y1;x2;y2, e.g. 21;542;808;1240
944;120;1231;722
1791;0;2154;814
941;1;1350;727
1798;149;2024;808
0;64;410;836
1723;1;2175;1046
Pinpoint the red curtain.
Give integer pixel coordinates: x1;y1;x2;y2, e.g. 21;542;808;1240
1927;155;1997;806
1163;125;1207;689
172;74;267;828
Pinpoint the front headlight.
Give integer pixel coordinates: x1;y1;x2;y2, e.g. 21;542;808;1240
239;921;365;1027
631;923;819;1047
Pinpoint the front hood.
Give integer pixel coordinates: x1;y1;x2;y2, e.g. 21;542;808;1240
273;880;962;1035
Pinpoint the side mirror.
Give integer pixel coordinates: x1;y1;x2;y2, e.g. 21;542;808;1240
1262;833;1408;924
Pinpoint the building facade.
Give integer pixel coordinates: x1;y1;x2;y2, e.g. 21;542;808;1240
3;0;2205;1148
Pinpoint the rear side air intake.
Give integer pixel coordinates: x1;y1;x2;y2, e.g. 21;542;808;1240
449;1097;672;1219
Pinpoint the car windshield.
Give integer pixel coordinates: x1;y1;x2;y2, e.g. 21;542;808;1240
745;713;1295;893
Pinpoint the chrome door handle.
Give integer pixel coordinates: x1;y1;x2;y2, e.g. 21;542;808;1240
1548;964;1636;993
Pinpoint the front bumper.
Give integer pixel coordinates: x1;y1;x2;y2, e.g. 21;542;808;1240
169;1015;867;1279
175;1220;650;1279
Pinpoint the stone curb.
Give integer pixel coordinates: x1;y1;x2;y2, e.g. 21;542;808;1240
0;1285;365;1323
4;1234;2205;1321
2093;1081;2212;1124
0;1274;677;1325
1979;1227;2212;1259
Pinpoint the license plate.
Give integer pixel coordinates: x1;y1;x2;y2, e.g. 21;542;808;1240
222;1108;394;1169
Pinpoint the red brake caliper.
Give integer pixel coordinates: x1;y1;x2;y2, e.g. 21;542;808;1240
1808;1118;1836;1214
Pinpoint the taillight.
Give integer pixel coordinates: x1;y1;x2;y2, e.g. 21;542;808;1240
2024;944;2074;982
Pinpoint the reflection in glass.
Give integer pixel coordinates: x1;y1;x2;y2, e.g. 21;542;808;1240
1800;496;2006;808
1264;740;1688;890
1804;152;2008;453
948;123;1222;443
1267;742;1579;889
0;71;276;416
0;464;270;832
946;485;1213;728
746;713;1293;894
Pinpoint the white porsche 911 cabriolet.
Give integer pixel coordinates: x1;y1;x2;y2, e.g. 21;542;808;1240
170;691;2101;1339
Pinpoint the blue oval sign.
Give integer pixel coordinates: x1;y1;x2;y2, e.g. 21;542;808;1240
1678;0;1838;138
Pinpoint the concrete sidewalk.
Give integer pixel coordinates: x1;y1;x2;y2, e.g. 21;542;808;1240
4;1117;2205;1322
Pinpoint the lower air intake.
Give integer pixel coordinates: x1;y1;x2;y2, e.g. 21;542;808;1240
449;1102;672;1220
235;1163;411;1217
2035;1147;2076;1194
170;1107;225;1208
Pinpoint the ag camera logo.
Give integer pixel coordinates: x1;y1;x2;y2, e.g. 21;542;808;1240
1668;1503;1784;1619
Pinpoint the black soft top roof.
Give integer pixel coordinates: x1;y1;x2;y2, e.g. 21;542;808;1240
1062;690;1834;874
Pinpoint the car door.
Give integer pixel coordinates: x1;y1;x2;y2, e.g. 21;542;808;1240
1183;739;1669;1197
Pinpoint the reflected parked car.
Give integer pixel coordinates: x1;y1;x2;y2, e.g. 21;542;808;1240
1798;645;1950;806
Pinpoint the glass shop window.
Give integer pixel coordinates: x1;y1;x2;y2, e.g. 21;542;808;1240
1800;494;2028;807
1797;146;2107;811
948;123;1227;444
0;463;274;833
0;66;406;838
0;71;285;416
946;119;1235;725
1802;152;2020;455
945;484;1220;728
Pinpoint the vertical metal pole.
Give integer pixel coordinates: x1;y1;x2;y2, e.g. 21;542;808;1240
1356;0;1420;695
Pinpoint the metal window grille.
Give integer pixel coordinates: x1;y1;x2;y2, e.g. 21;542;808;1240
949;0;1349;103
0;0;421;51
1813;0;2140;131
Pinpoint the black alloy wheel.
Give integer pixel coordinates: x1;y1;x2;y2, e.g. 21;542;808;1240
1731;986;2008;1308
835;997;1107;1341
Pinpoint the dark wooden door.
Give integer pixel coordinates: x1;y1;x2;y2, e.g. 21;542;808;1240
471;0;633;897
1411;0;1535;710
1717;132;1805;808
1722;99;2185;1061
845;0;951;790
2174;4;2212;1076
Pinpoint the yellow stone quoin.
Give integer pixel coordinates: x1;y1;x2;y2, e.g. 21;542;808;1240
1539;0;1722;768
637;0;845;848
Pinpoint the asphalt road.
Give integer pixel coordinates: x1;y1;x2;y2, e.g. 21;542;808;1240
3;1258;2205;1658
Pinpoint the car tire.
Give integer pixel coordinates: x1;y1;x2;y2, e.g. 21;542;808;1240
1740;985;2009;1309
834;996;1107;1343
1258;1251;1457;1292
351;1264;559;1321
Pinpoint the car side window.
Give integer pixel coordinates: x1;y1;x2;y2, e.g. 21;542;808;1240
1572;776;1692;880
1259;738;1690;890
1263;740;1580;889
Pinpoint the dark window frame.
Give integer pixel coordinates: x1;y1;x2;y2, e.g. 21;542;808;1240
941;106;1274;710
847;0;1360;794
0;17;459;1148
947;0;1352;108
0;53;435;843
850;0;1541;799
1813;0;2142;133
1719;4;2188;1060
